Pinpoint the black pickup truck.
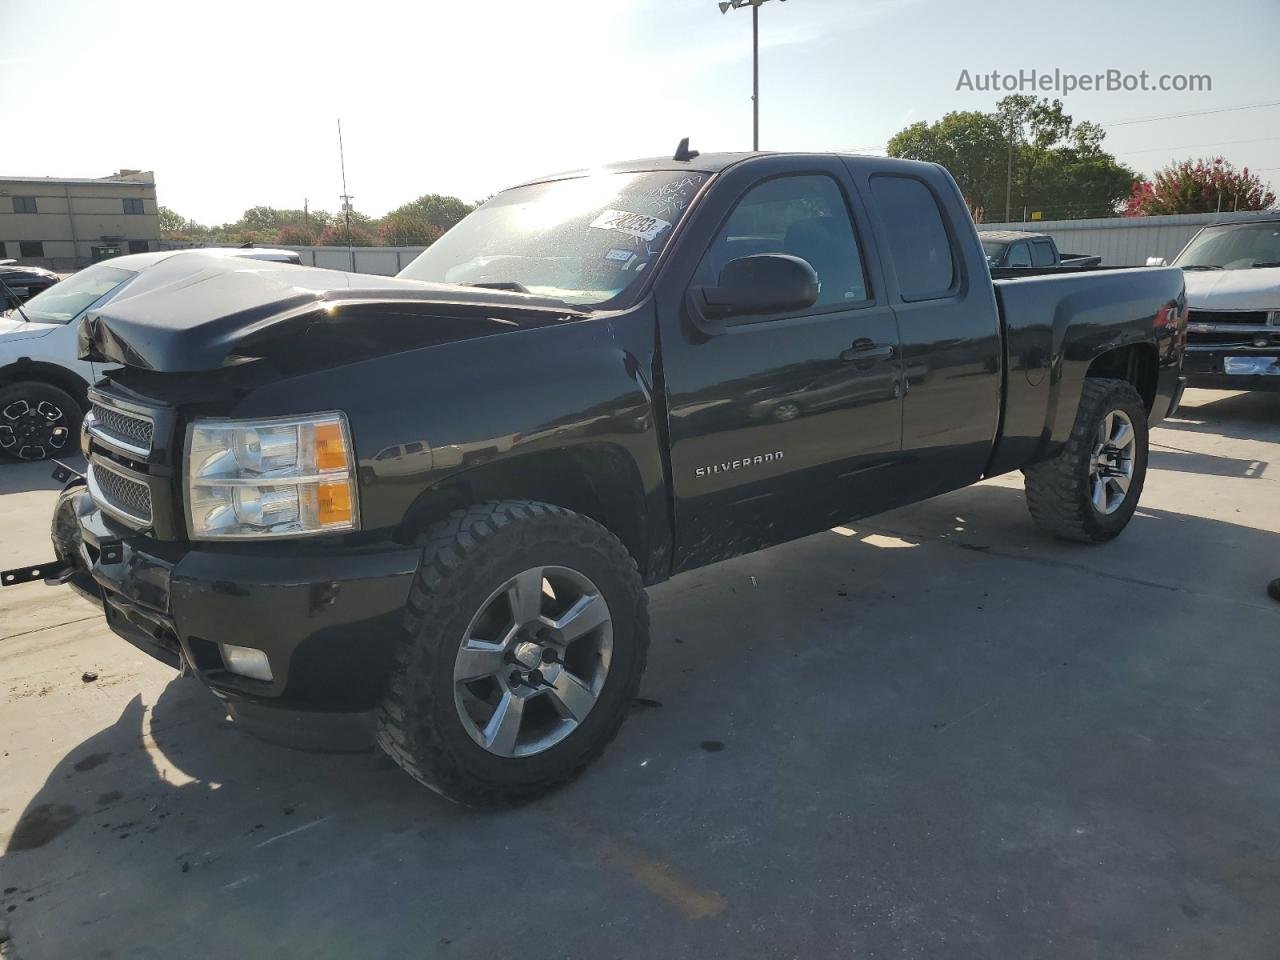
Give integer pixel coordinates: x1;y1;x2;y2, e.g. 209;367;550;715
4;149;1187;804
979;229;1102;277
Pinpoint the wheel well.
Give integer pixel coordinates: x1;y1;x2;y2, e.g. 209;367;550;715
0;360;90;412
393;445;652;580
1085;344;1157;410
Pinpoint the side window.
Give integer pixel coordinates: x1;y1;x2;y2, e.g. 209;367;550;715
868;175;956;300
1006;242;1032;268
696;174;868;308
1030;240;1056;267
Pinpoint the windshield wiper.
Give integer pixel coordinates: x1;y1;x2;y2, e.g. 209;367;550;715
461;280;532;294
1181;264;1224;271
1250;261;1280;269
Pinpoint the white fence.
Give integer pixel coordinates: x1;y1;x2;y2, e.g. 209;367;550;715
281;245;428;275
978;210;1279;266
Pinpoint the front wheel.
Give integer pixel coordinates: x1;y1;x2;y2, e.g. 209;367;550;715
0;381;81;462
376;501;649;805
1022;378;1149;543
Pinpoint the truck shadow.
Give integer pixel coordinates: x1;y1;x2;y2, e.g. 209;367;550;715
4;482;1279;955
1148;444;1268;479
0;454;85;496
1163;390;1280;443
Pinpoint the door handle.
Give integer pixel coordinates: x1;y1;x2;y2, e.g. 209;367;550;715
841;339;895;362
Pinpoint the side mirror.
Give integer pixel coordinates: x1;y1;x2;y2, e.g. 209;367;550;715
689;253;819;335
1145;256;1168;267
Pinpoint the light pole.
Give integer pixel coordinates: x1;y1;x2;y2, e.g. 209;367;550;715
718;0;786;151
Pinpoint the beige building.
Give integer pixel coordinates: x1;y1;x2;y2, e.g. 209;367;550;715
0;170;161;269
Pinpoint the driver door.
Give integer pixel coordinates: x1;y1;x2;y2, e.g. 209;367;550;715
657;162;904;572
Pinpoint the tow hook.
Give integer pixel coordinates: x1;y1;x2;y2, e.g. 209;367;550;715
51;459;84;486
1;559;71;587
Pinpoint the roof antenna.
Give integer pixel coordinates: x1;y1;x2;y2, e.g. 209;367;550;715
673;137;700;162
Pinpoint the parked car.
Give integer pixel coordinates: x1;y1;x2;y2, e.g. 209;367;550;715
4;149;1186;803
0;259;61;306
979;230;1102;276
0;247;302;461
1148;218;1280;391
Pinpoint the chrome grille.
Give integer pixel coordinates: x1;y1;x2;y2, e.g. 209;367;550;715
89;402;154;455
89;460;153;526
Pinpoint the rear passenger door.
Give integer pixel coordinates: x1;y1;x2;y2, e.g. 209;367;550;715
848;162;1002;503
656;158;903;572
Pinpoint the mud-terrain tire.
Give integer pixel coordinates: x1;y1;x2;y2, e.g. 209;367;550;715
1022;378;1149;543
376;501;648;805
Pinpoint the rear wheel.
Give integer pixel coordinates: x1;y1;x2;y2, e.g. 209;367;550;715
0;381;80;462
1022;378;1149;543
376;501;648;805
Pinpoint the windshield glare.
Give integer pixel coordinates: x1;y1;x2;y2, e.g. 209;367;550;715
397;171;708;306
1174;222;1280;270
18;264;136;323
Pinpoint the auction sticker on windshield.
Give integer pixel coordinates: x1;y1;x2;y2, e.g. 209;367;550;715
590;209;671;242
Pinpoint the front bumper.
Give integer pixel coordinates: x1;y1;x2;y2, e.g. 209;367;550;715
46;486;420;710
1184;346;1280;391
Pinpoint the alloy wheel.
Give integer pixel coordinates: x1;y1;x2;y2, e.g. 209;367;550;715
453;565;613;758
1089;409;1136;515
0;398;70;461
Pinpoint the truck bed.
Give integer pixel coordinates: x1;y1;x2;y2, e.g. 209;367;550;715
985;266;1186;477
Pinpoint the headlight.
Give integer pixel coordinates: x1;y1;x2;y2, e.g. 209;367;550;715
185;412;359;539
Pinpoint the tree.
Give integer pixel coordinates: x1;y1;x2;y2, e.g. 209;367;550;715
888;96;1135;221
383;194;473;231
276;224;317;246
158;206;188;234
1124;157;1277;216
378;213;443;246
316;222;376;247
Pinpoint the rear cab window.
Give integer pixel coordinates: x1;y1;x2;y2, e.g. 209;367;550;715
867;175;956;300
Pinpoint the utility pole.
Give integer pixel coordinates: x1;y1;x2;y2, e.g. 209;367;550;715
337;118;355;272
752;2;759;151
718;0;784;151
1004;112;1015;223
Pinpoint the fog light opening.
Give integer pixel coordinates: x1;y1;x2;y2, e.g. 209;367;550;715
220;643;274;682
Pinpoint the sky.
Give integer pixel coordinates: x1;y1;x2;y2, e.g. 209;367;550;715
2;0;1278;225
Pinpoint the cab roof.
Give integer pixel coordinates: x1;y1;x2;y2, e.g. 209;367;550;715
511;151;937;189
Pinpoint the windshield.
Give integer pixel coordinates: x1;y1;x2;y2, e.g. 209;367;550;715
397;171;708;306
18;264;136;323
1174;221;1280;270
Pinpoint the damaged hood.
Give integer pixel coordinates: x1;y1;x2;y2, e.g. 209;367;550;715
79;253;582;372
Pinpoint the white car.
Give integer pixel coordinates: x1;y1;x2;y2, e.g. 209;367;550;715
1155;219;1280;391
0;248;302;461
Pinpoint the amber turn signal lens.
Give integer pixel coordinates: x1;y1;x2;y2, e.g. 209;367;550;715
317;480;353;527
314;421;349;471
